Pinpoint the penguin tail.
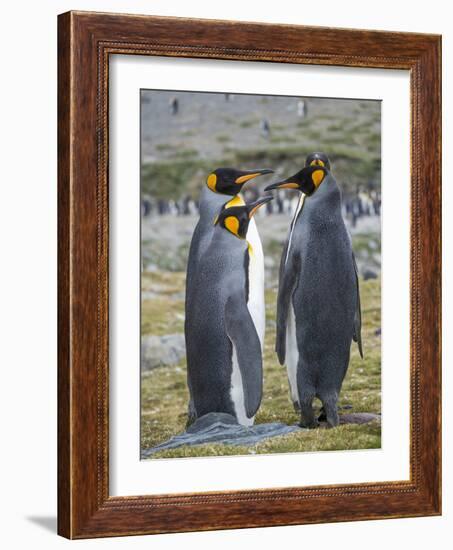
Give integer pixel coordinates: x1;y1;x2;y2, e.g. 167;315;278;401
275;340;286;366
358;340;364;359
353;332;364;359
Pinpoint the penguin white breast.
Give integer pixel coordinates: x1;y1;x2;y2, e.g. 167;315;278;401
245;218;265;348
286;303;299;405
229;218;264;427
285;194;305;264
284;194;305;405
230;345;254;427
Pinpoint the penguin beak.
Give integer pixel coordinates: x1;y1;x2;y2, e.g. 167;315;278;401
235;168;274;185
246;196;273;218
264;177;300;192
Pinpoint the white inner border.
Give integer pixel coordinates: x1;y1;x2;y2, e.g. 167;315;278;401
109;55;410;496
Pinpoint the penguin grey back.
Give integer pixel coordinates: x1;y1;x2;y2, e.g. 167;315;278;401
185;186;226;309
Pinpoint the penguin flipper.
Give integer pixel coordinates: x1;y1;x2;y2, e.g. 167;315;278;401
275;252;299;366
352;252;364;359
225;295;263;418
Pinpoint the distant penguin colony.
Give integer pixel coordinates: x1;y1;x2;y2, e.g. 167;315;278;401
184;152;363;429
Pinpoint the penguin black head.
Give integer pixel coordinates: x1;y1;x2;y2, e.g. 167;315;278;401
264;165;328;196
214;196;273;239
206;168;273;196
305;152;331;171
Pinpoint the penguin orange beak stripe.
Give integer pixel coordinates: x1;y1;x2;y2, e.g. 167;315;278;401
248;204;264;218
235;169;274;184
266;182;299;190
235;172;262;184
247;196;273;218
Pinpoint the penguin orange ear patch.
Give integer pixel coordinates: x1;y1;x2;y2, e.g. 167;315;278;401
311;169;325;187
207;173;217;192
224;216;240;236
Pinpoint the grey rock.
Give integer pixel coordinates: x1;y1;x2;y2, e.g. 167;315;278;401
141;333;186;370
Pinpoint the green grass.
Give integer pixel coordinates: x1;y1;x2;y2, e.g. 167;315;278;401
141;275;381;459
172;148;199;160
155;143;175;152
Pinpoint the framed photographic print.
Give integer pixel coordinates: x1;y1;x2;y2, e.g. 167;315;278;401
58;11;441;539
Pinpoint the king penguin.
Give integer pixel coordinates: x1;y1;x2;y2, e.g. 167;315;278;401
185;196;273;426
185;168;272;423
186;168;273;335
265;154;363;428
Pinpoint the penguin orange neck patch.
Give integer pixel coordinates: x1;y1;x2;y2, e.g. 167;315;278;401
226;195;245;208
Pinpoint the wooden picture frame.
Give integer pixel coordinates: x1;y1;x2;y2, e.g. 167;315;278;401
58;10;441;539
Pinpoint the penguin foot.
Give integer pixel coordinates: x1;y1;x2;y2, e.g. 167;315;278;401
185;417;196;429
185;411;197;429
186;400;197;428
293;401;301;413
322;403;340;428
